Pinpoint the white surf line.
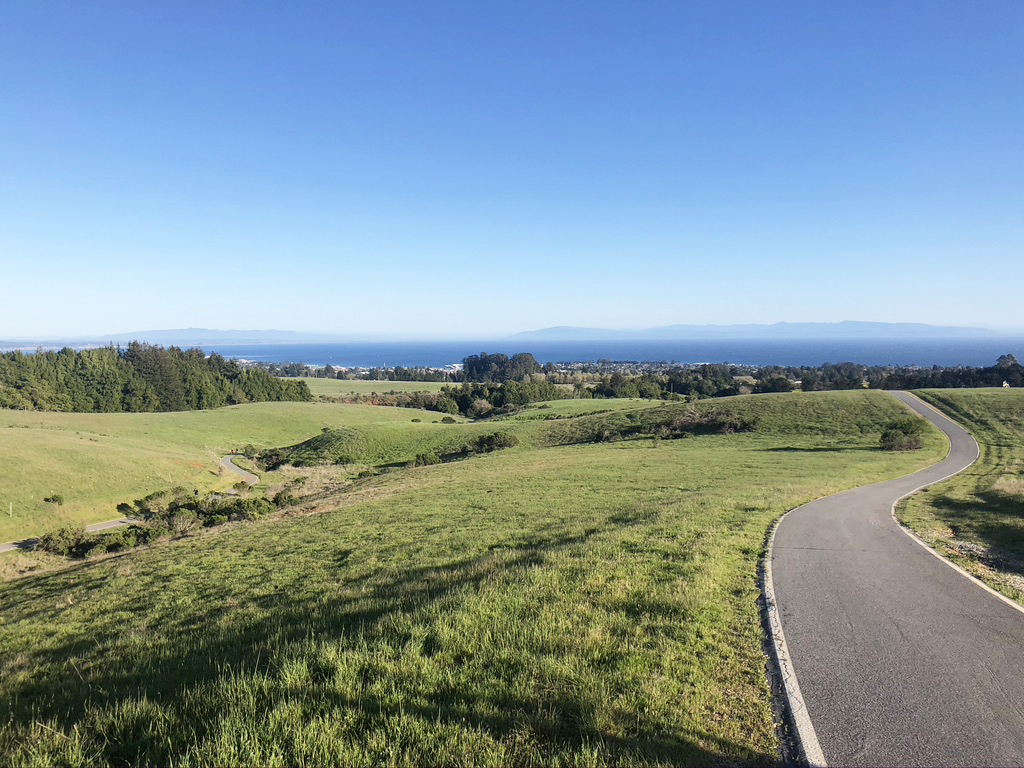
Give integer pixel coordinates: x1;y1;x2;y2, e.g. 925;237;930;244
889;391;1024;618
762;511;828;768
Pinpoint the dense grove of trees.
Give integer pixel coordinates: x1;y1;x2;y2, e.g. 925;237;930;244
0;344;311;412
462;352;547;383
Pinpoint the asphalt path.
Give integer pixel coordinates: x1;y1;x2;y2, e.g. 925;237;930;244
220;455;260;486
0;456;258;554
771;391;1024;767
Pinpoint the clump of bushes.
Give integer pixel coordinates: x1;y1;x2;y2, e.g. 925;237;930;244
409;451;441;467
880;416;925;451
408;431;519;468
547;406;757;446
43;494;64;506
36;524;161;559
36;480;296;561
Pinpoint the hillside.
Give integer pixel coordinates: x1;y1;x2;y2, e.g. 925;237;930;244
899;389;1024;604
0;402;441;541
0;391;948;766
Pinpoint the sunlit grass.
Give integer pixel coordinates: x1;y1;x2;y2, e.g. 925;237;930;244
0;391;947;766
0;402;441;541
899;388;1024;604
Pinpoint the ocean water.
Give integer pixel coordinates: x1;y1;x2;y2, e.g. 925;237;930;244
196;338;1024;369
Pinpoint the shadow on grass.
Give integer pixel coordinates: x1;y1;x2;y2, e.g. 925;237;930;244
760;445;871;453
0;512;769;766
930;490;1024;577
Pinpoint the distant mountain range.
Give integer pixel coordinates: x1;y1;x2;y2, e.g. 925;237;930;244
0;322;1004;351
510;321;998;341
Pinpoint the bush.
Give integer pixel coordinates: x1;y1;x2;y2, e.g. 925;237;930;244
473;431;519;452
440;416;457;424
273;489;299;507
880;416;925;451
880;430;924;451
43;494;64;506
35;524;163;559
411;451;441;467
35;527;86;557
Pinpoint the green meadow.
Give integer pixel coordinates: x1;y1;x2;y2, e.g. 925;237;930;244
0;402;447;542
0;391;948;766
899;389;1024;604
297;378;448;396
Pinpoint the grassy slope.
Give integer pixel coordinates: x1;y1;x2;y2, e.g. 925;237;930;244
296;378;448;395
899;389;1024;604
0;391;947;767
0;402;443;541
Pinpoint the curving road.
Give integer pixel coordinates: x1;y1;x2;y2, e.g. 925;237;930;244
220;455;259;486
769;391;1024;767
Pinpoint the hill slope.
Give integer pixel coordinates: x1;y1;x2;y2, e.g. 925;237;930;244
0;391;947;766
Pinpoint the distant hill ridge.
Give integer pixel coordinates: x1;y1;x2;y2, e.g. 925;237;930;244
511;321;996;341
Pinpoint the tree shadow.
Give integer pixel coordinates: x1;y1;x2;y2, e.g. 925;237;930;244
930;490;1024;578
760;445;870;453
0;512;773;766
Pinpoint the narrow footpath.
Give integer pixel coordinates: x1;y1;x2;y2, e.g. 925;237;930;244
770;392;1024;767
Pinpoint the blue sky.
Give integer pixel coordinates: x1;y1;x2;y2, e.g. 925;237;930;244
2;1;1021;339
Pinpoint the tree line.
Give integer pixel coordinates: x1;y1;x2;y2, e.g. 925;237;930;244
0;344;311;412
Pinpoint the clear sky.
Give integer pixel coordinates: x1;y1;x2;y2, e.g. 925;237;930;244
2;1;1021;339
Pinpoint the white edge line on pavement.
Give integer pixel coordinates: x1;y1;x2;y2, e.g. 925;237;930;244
889;392;1024;618
763;511;828;768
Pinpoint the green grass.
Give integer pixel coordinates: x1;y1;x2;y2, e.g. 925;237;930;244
898;388;1024;604
295;378;449;396
0;391;948;766
498;398;660;421
0;402;443;542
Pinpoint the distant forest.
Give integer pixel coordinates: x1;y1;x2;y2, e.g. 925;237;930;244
0;344;311;412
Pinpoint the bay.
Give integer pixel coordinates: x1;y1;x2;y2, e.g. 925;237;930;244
196;338;1024;369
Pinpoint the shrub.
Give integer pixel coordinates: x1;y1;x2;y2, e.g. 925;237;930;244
273;489;299;507
880;416;925;451
43;494;64;506
411;451;441;467
35;527;86;557
474;431;519;452
441;416;457;424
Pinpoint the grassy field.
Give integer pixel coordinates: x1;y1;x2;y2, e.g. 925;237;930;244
0;402;446;542
0;391;948;766
295;378;449;396
898;389;1024;604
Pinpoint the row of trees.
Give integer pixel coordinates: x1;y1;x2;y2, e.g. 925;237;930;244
753;355;1024;392
0;344;311;413
267;362;455;382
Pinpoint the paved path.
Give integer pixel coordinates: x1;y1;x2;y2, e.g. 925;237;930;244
0;457;258;554
220;455;259;485
770;391;1024;767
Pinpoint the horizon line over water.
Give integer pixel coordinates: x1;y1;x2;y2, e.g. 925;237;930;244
170;338;1024;369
